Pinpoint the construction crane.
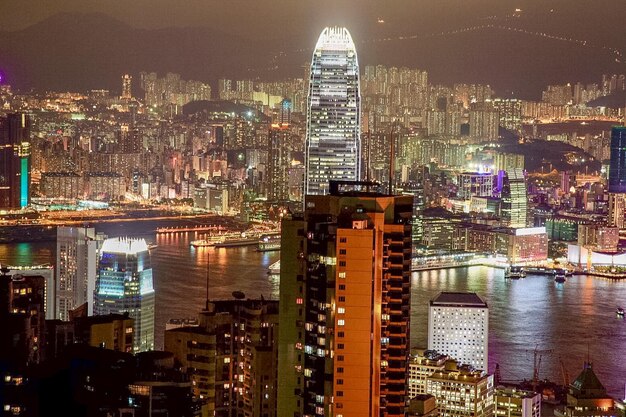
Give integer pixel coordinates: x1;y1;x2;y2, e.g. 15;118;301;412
526;345;554;392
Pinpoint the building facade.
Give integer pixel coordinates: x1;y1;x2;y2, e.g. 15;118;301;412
94;237;155;353
277;183;413;417
0;113;31;210
305;27;361;196
165;299;279;417
608;126;626;193
428;292;489;372
499;169;527;228
56;226;101;321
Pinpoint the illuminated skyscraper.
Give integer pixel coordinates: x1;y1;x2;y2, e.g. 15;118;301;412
121;74;132;100
278;181;413;417
0;113;31;209
499;168;527;228
94;237;155;353
56;226;101;321
305;27;361;196
268;123;291;201
608;126;626;193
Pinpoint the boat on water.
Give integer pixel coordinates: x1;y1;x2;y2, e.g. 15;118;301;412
267;260;280;275
617;307;625;316
257;234;281;252
554;272;566;283
505;265;526;279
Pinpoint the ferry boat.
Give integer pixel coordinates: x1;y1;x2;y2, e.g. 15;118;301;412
554;272;566;283
505;265;526;279
617;307;625;316
190;233;231;248
257;234;281;252
267;260;280;275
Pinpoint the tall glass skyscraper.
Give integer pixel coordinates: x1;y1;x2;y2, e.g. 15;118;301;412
94;237;155;352
609;126;626;193
305;27;361;196
499;168;527;228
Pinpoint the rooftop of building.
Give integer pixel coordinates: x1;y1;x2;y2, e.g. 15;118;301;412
430;291;488;308
570;362;610;399
101;237;149;255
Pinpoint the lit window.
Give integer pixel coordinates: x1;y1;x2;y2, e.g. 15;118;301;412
337;307;345;314
337;319;345;326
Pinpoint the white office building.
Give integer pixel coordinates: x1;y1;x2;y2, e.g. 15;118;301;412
56;226;101;320
428;292;489;371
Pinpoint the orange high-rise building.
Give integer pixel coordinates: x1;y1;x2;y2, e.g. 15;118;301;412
278;181;413;417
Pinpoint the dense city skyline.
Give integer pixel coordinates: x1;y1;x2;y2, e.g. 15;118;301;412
1;3;626;417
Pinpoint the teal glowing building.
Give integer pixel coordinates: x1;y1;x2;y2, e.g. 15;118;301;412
0;113;31;209
94;237;155;352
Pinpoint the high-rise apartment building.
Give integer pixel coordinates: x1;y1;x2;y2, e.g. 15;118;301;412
278;181;413;417
56;226;101;321
608;126;626;193
305;27;361;196
499;169;528;228
492;99;522;132
428;292;488;371
121;74;132;100
94;237;155;353
165;299;279;417
268;123;291;201
0;113;31;210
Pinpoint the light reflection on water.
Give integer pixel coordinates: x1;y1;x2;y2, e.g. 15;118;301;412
1;234;625;399
411;266;626;399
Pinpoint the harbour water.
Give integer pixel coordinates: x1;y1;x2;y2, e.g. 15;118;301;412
1;223;625;399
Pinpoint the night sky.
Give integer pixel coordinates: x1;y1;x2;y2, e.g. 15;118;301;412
0;0;625;97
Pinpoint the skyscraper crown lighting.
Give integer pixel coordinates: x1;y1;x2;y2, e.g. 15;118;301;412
100;237;149;255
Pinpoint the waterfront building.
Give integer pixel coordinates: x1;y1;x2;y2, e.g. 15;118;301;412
577;224;619;252
499;169;528;228
608;126;626;193
56;226;101;320
494;388;541;417
40;171;82;200
94;237;155;353
466;226;548;264
409;349;449;397
278;182;413;417
428;292;488;372
426;361;494;417
84;172;126;201
165;299;278;417
554;362;619;417
305;27;361;196
0;113;31;210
